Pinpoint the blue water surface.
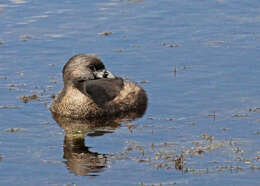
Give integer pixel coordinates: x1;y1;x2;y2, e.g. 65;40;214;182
0;0;260;185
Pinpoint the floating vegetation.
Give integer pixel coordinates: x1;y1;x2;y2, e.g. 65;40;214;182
7;83;27;90
0;76;7;79
172;65;191;76
126;123;138;133
108;133;259;175
162;42;179;48
208;111;216;119
47;86;53;90
249;107;260;112
113;49;124;53
0;105;21;109
49;80;57;84
98;31;112;36
20;35;32;41
50;93;56;99
173;65;177;74
233;114;249;118
41;122;50;125
138;80;149;84
109;141;183;170
174;153;184;170
201;133;213;143
167;117;174;121
208;40;225;46
20;93;40;103
6;128;24;133
183;65;191;70
8;84;18;90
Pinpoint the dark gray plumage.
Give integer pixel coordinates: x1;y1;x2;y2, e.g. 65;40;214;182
77;78;124;106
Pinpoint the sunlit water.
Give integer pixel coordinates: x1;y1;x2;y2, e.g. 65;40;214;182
0;0;260;185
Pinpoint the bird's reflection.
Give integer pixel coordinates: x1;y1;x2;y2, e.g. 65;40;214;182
52;105;147;176
63;133;109;176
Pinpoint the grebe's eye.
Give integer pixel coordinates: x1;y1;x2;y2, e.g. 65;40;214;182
88;65;96;71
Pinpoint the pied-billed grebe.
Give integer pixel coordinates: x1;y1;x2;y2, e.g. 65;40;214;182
50;54;147;119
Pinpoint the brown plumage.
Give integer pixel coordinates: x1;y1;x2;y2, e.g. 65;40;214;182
50;54;147;119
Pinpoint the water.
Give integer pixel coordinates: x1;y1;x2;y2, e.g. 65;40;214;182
0;0;260;185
